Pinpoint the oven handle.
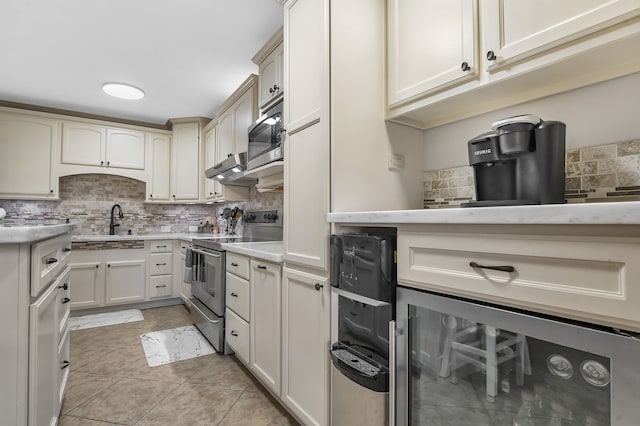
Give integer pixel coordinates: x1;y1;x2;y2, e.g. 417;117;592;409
332;287;391;307
190;298;221;325
191;247;222;258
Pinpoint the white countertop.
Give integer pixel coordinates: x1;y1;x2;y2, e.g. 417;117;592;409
72;233;238;243
0;224;75;243
327;201;640;225
220;241;284;263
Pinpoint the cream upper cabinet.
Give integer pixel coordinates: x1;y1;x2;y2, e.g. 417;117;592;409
147;133;171;202
216;112;234;161
253;27;284;110
483;0;640;71
231;88;254;155
387;0;479;107
387;0;640;129
281;267;329;426
0;112;59;199
284;0;326;132
171;122;200;202
215;75;257;158
203;124;221;200
61;122;145;170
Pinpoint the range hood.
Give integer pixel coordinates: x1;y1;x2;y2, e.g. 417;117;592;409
205;152;257;186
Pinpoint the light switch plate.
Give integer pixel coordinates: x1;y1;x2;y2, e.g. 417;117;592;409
188;225;198;232
160;225;171;233
389;153;405;170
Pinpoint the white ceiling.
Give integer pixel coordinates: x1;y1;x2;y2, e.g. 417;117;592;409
0;0;283;125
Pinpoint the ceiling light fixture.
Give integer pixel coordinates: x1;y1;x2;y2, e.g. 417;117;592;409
102;82;145;100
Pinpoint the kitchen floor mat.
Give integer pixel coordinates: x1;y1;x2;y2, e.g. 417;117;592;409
139;325;215;367
69;309;144;331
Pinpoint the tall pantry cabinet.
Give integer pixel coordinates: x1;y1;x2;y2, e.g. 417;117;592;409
282;0;330;425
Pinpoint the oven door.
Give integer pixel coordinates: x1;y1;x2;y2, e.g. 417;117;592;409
190;247;225;317
395;287;640;426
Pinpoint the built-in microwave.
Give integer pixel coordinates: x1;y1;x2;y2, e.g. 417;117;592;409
247;100;284;170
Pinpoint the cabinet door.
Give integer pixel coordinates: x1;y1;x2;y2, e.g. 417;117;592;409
29;281;58;426
171;123;200;201
217;113;234;161
281;267;329;426
284;0;328;132
284;122;329;270
68;262;103;309
204;126;222;200
0;113;58;198
258;47;281;108
148;133;171;201
105;128;145;170
61;122;106;166
232;88;255;155
387;0;478;106
250;260;281;395
104;260;146;305
483;0;640;70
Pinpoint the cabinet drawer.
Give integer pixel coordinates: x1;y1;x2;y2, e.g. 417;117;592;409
225;308;249;365
226;252;250;280
149;253;173;275
150;240;172;253
398;229;640;331
149;275;172;299
225;272;250;321
57;267;71;338
31;234;71;297
57;326;70;408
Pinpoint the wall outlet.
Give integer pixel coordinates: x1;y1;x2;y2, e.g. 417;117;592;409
160;225;171;233
388;152;405;170
188;225;198;232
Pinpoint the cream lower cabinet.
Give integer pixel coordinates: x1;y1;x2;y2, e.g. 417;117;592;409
250;259;282;395
177;240;191;304
281;267;330;426
68;247;147;310
0;111;59;199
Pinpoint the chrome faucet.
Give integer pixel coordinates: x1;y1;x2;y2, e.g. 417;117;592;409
109;204;124;235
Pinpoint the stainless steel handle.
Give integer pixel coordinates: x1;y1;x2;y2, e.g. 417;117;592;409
389;320;396;426
155;285;167;288
469;261;515;273
230;292;238;297
230;331;238;337
190;248;222;258
332;287;391;307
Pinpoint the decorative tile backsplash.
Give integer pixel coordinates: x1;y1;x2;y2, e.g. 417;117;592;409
0;174;283;235
424;139;640;208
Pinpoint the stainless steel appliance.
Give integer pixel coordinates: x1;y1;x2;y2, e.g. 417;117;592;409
204;152;257;186
188;209;282;353
395;287;640;425
330;232;397;426
464;114;566;207
247;100;284;171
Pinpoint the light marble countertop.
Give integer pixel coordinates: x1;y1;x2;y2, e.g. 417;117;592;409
72;233;236;243
327;201;640;225
0;224;75;243
220;241;284;263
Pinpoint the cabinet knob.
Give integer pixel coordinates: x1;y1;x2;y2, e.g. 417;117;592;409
61;360;70;370
50;189;54;194
96;264;99;268
315;283;323;291
269;87;274;94
150;194;153;198
273;84;278;91
173;195;176;198
58;282;68;290
100;161;104;165
230;330;238;337
486;50;497;61
107;264;111;268
62;297;71;304
230;292;238;297
461;61;471;72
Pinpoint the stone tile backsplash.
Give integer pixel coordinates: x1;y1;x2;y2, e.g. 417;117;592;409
424;139;640;208
0;174;283;235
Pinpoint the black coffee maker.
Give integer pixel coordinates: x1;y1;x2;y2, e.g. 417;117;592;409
463;114;566;207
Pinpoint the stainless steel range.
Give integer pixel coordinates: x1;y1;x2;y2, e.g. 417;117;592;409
188;209;282;353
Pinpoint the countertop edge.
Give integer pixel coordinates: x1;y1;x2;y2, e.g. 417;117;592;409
0;224;75;244
220;243;284;263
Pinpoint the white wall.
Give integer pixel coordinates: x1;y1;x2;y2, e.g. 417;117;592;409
423;72;640;170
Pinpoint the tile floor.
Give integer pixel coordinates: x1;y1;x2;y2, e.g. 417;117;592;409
60;304;299;426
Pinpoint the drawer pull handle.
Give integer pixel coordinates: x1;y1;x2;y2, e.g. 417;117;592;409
45;257;58;265
231;262;239;267
62;297;71;304
63;247;72;252
61;360;70;369
156;263;167;266
257;265;267;270
156;245;167;248
230;292;238;297
230;330;238;337
58;283;68;290
469;261;515;273
155;285;167;288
